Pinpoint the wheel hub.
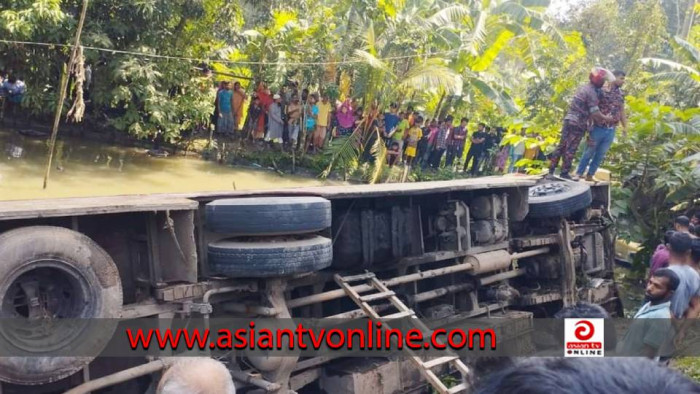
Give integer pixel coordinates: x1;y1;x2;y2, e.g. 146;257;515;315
529;182;570;197
0;261;91;353
4;265;86;319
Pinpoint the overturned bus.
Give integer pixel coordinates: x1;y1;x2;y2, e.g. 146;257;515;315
0;175;621;393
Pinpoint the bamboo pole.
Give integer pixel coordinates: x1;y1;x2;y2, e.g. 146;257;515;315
43;0;90;189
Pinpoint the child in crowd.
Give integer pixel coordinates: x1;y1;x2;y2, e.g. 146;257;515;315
387;142;401;167
404;116;424;167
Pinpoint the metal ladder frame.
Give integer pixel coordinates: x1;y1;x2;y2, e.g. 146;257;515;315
334;271;470;394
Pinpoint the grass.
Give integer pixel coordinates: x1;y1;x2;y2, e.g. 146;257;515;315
673;358;700;382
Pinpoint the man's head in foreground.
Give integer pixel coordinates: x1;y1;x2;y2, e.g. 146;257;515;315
157;358;235;394
646;268;679;303
475;357;699;394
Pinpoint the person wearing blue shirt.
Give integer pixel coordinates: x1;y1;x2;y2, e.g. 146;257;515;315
2;76;26;103
216;81;234;135
666;232;700;318
383;102;400;142
666;232;700;349
2;75;26;123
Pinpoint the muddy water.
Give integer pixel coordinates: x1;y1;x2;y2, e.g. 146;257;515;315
0;129;330;201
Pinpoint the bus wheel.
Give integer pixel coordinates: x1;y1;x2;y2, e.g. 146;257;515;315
0;226;122;385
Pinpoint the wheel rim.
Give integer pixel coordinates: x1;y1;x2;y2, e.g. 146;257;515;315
529;182;571;198
0;259;93;353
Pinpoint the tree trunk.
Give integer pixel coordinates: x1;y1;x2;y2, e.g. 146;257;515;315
680;0;696;39
676;0;683;36
439;95;454;120
434;91;446;119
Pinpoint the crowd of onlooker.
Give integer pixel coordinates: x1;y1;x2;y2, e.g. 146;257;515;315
0;71;26;122
212;79;547;175
613;212;700;361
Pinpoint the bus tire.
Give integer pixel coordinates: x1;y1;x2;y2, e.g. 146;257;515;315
528;181;592;218
0;226;122;385
205;197;331;235
208;235;332;277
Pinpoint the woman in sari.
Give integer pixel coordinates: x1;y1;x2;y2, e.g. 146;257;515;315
232;81;247;132
255;82;273;140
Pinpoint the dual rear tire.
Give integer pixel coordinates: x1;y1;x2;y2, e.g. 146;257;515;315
205;197;333;278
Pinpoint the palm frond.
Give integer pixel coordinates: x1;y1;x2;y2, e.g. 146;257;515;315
427;4;471;27
468;77;518;114
398;59;463;95
353;49;394;76
665;121;700;136
682;152;700;163
433;28;463;48
494;1;565;47
463;9;488;55
646;71;700;86
520;0;552;7
368;129;388;184
690;115;700;130
471;28;515;72
493;1;531;22
242;29;263;39
510;34;540;72
321;127;364;178
539;20;566;48
336;6;369;56
673;36;700;65
364;21;377;55
639;58;699;75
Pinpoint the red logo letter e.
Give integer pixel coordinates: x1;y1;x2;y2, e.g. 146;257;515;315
574;320;594;341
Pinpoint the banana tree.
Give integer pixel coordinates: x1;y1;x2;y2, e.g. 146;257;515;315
640;36;700;109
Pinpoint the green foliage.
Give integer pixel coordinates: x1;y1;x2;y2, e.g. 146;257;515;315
321;130;362;179
1;0;241;142
640;36;700;109
566;0;668;75
607;96;700;268
674;358;700;383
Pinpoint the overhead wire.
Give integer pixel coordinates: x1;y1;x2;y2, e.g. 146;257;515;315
0;38;461;66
